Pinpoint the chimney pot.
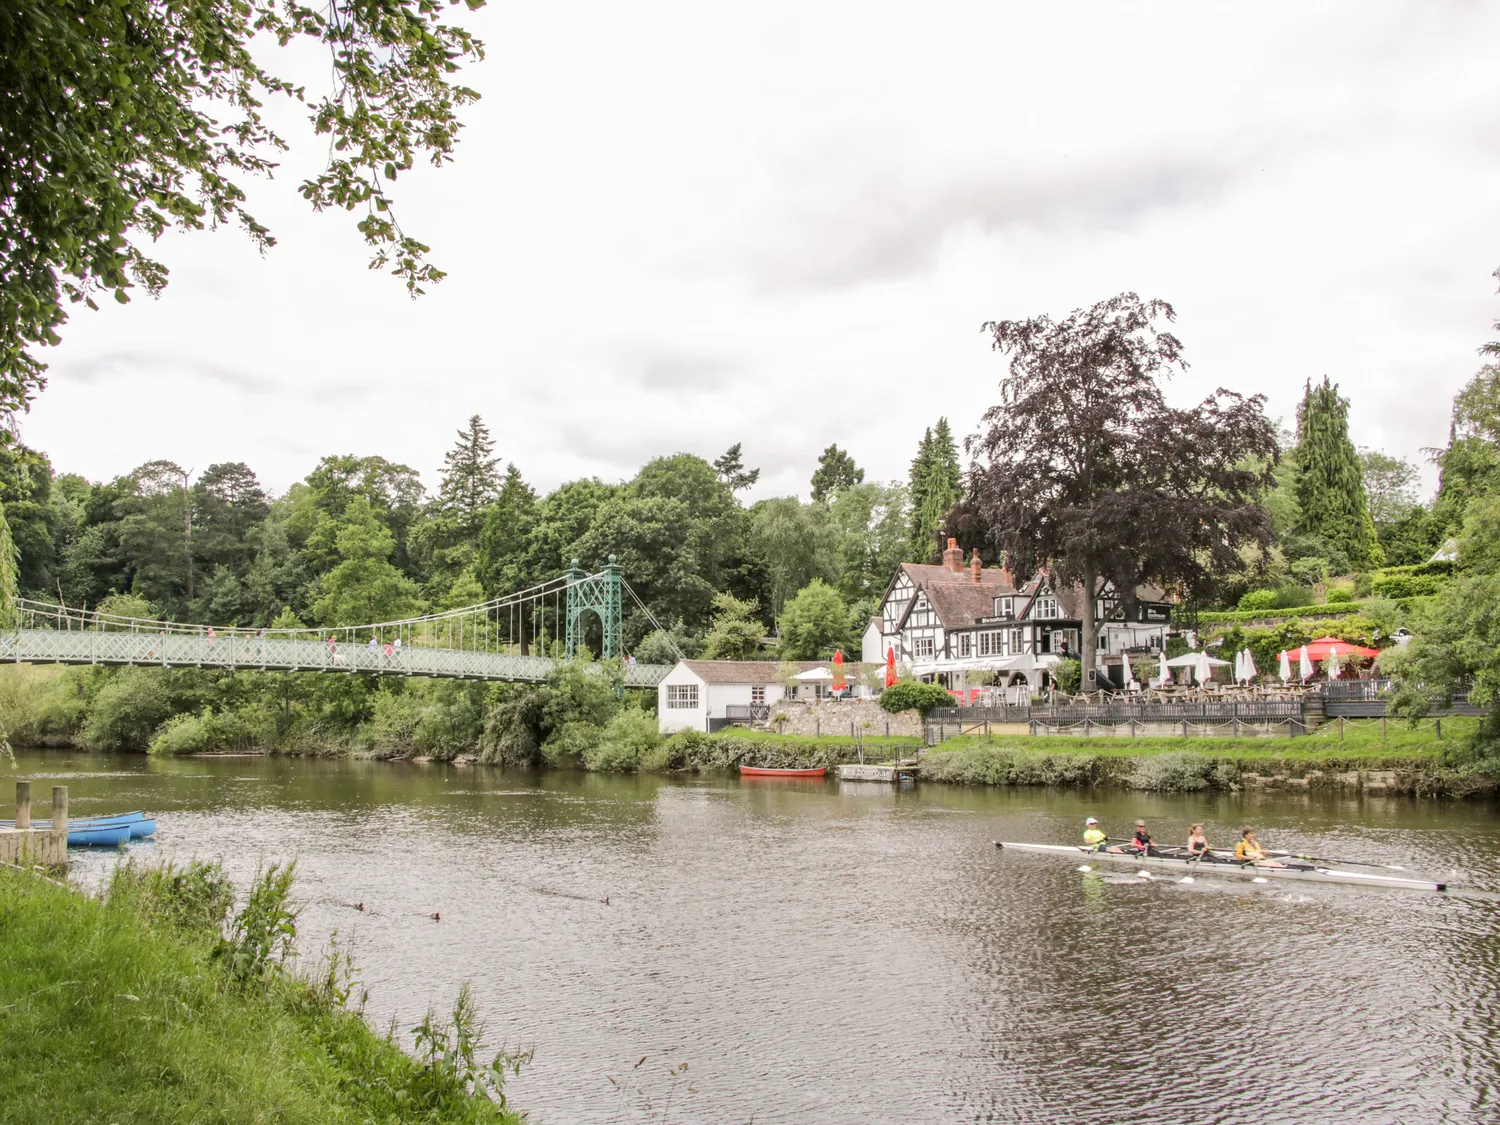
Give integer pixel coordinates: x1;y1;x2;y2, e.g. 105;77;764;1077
970;551;982;584
942;538;963;573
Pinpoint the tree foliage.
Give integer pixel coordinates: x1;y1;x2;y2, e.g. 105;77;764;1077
777;579;853;659
712;443;760;493
907;418;961;562
700;592;763;660
0;0;486;420
810;444;863;503
1293;378;1379;569
970;292;1278;679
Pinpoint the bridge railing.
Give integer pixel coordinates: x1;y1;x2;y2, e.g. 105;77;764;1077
0;628;672;687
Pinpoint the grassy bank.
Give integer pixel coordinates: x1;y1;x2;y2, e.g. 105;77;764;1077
920;716;1498;796
0;862;522;1124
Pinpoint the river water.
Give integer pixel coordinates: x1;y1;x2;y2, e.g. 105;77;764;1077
11;750;1500;1124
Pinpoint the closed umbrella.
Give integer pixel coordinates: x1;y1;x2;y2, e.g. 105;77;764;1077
1299;645;1314;681
885;646;897;688
1120;650;1134;689
1241;649;1257;681
1279;649;1292;682
832;648;846;693
1196;651;1213;684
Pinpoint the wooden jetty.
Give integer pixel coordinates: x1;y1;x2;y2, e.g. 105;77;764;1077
838;760;920;783
0;783;68;868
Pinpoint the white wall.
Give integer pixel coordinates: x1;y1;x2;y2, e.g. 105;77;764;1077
861;622;882;664
657;663;708;734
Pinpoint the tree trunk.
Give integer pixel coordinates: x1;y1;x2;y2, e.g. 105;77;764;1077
1080;567;1098;687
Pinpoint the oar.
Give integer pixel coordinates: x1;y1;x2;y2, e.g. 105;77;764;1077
1264;850;1407;871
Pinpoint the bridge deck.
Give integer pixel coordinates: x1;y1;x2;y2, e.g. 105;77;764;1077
0;630;671;687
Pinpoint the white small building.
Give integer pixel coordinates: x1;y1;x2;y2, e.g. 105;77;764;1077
657;660;875;734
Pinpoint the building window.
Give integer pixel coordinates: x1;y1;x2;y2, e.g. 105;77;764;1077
993;596;1014;618
666;684;699;709
1034;596;1059;619
978;631;1003;657
751;685;766;705
958;634;972;658
1010;629;1024;654
914;636;935;658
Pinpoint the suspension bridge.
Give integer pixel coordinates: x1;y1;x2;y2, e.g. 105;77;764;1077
0;558;677;688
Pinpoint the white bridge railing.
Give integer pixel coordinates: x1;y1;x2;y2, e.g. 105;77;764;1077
0;629;672;688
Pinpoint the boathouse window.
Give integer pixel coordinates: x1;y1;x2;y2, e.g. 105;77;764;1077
958;634;972;658
914;636;935;658
666;685;699;709
1010;629;1024;654
978;631;1003;657
751;685;766;705
993;596;1013;618
1034;596;1059;619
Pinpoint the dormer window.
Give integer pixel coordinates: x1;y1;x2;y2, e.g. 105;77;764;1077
993;596;1014;618
1034;596;1060;620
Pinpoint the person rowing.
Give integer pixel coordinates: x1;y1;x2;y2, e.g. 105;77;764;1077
1186;823;1211;859
1082;817;1110;851
1233;827;1285;868
1128;820;1155;856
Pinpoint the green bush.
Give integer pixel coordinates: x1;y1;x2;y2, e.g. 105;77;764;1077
1185;602;1366;625
584;707;659;772
77;668;175;751
149;709;260;756
1053;659;1082;694
541;720;599;767
1325;587;1354;604
878;680;953;717
1371;572;1444;599
1236;589;1279;612
1126;752;1240;792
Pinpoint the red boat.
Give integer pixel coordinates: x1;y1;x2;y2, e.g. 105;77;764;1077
738;766;827;778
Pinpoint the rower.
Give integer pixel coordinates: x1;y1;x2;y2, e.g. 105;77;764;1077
1233;827;1285;868
1082;817;1109;851
1186;823;1210;858
1128;820;1155;856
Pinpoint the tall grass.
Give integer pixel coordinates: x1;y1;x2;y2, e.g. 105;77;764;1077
0;861;524;1124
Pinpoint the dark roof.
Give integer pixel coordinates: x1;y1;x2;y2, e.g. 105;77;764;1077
899;562;1020;593
679;659;874;684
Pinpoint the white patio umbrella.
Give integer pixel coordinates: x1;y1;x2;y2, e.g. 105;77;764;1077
1298;645;1314;681
1279;649;1292;682
792;667;834;681
1241;649;1257;681
1120;650;1136;689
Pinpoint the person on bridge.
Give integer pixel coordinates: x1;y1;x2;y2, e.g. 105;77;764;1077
326;635;337;663
206;627;216;650
368;636;378;660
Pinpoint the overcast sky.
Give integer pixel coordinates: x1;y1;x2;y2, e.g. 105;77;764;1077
22;1;1500;502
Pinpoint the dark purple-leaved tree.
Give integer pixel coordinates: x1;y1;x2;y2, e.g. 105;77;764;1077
968;293;1278;684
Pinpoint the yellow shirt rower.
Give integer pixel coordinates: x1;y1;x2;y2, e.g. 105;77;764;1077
1083;817;1108;851
1233;827;1285;867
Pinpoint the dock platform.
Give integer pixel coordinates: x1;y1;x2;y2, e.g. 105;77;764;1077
838;761;920;783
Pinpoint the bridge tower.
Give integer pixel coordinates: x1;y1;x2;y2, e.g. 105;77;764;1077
564;556;624;660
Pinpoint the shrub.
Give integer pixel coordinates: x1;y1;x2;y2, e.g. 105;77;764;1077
541;720;599;767
878;680;953;717
1053;659;1082;694
149;709;260;756
108;859;236;937
1126;752;1240;792
1236;589;1279;612
584;707;659;772
1325;587;1354;603
77;668;175;751
1371;572;1444;599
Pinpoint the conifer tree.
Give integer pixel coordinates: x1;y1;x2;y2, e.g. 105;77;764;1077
1292;378;1380;568
907;418;962;561
809;444;863;503
438;415;502;543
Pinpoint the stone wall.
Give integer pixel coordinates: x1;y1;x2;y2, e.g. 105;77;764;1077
765;699;923;739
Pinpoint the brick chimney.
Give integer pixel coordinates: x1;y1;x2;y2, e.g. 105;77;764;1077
999;552;1014;588
970;549;982;584
942;537;963;573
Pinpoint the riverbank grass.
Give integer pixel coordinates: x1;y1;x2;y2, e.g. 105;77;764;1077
0;862;521;1125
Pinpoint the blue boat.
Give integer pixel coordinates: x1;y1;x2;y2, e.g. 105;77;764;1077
3;812;156;839
66;824;134;847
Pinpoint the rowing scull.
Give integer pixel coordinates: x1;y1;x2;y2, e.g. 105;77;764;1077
994;841;1448;893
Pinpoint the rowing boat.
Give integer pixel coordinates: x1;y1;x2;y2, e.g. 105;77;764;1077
994;841;1448;893
739;766;827;778
3;812;156;839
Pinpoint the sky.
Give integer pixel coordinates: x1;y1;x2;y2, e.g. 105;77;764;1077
21;1;1500;502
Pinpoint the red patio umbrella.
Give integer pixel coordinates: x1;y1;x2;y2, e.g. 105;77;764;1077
885;646;897;688
832;649;846;692
1279;636;1380;662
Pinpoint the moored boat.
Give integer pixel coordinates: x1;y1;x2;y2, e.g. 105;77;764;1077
66;824;134;848
994;840;1449;893
739;766;827;778
4;812;155;839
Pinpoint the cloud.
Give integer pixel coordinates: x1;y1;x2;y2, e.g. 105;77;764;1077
58;351;281;395
601;341;752;393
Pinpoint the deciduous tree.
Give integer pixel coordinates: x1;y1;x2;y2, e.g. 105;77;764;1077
0;0;486;420
970;293;1277;684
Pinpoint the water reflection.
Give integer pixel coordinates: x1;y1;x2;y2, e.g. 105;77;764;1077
10;750;1499;1124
